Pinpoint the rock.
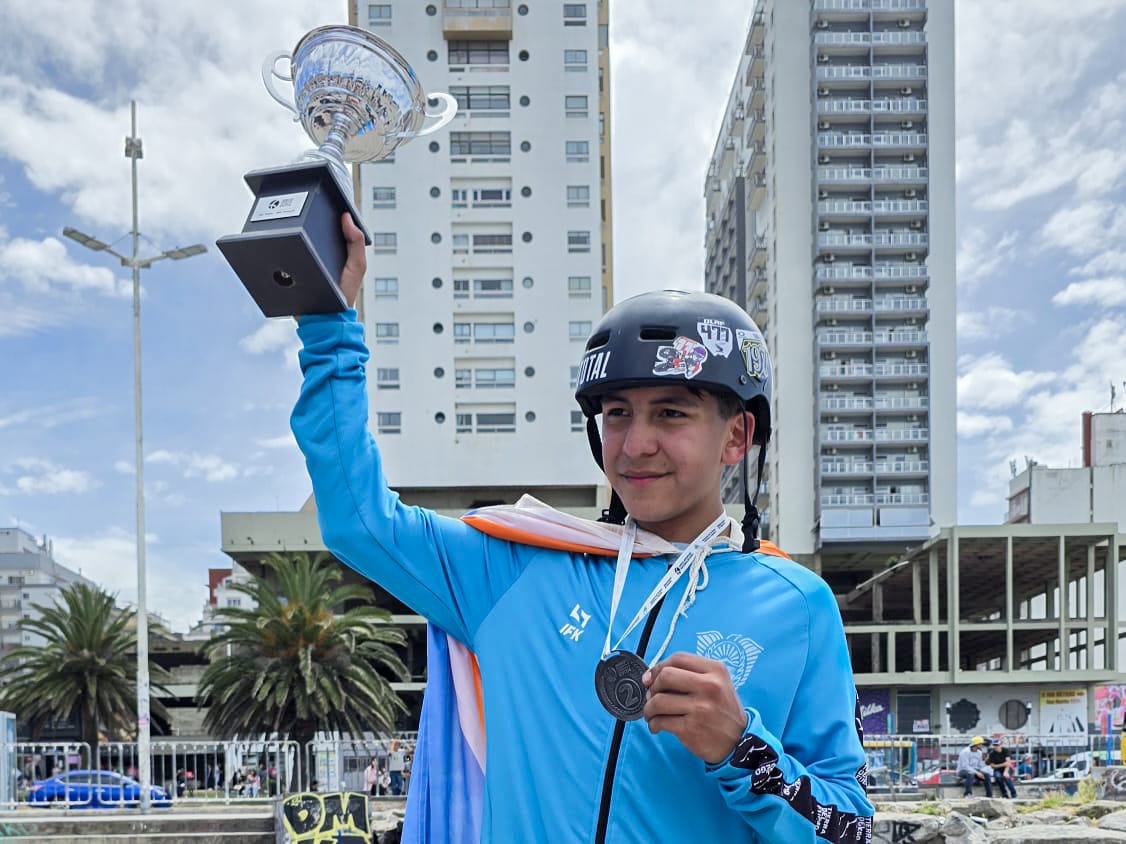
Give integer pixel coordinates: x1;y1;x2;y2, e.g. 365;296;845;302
871;812;944;843
1103;810;1126;832
938;798;1017;820
987;826;1126;841
940;811;989;844
1077;802;1123;821
1017;810;1076;826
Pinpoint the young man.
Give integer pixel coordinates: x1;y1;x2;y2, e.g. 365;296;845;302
955;737;992;798
291;216;873;842
986;738;1016;798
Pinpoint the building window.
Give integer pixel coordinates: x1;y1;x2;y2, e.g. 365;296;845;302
454;324;472;343
565;95;589;118
599;112;605;141
566;140;590;162
368;4;392;25
376;412;402;434
598;22;609;48
472;233;513;254
474;367;516;388
567;230;592;253
376;368;400;390
569;320;592;339
569;366;580;388
450;131;512;160
563;3;586;25
455;368;472;388
226;598;242;608
474;321;516;343
372;187;396;208
372;232;397;254
452;234;469;254
568;275;592;297
449;85;511;112
448;40;509;67
564;49;588;71
455;407;517;434
567;185;591;207
447;0;511;7
453;278;470;298
452;184;513;208
372;277;398;299
571;410;585;432
374;322;400;344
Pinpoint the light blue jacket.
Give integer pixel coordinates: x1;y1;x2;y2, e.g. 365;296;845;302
291;311;874;843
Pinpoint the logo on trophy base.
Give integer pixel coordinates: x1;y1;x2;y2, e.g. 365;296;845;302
217;25;456;318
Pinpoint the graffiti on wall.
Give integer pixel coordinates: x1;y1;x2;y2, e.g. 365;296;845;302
277;791;372;844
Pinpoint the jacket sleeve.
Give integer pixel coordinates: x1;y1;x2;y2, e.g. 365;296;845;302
705;580;874;843
290;310;529;647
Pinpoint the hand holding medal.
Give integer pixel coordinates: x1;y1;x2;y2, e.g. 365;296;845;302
594;514;728;722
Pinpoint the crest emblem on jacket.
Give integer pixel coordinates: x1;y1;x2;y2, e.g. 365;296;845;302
697;631;763;689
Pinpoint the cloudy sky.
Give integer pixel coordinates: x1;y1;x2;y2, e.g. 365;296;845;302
1;0;1125;631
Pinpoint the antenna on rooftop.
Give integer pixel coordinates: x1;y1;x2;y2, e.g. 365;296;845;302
1009;459;1018;478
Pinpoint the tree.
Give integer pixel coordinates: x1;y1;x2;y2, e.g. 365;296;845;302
0;582;171;767
196;552;408;754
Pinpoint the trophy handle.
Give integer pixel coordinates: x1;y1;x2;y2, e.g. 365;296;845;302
262;52;299;120
412;92;458;137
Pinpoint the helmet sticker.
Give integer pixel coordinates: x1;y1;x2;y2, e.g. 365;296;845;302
736;329;769;381
576;349;612;388
653;336;708;380
697;319;733;358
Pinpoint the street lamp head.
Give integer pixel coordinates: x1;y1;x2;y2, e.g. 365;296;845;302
163;244;208;260
62;227;110;252
125;137;144;160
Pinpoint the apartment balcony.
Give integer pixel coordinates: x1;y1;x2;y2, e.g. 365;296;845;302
747;78;767;110
875;492;929;505
872;132;928;149
871;31;927;46
874;296;927;314
874;329;927;348
818;199;873;218
821;396;874;412
748;142;767;174
818;330;874;348
814;32;873;48
871;0;927;9
821;428;875;444
750;297;769;324
816;296;873;314
873;361;929;378
744;47;765;85
821;461;875;476
818;232;873;249
813;0;873;11
873;263;928;280
872;198;928;215
820;363;875;380
818;98;872;115
875;460;929;475
874;427;930;443
816;264;874;281
443;2;513;40
745;109;766;145
817;166;872;183
873;232;928;248
822;493;876;506
874;395;929;410
872;167;929;186
872;98;928;115
749;267;769;299
749;234;768;269
871;64;928;80
818;132;872;149
817;66;873;82
749;172;767;208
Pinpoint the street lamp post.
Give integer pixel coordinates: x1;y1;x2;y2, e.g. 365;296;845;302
62;100;207;813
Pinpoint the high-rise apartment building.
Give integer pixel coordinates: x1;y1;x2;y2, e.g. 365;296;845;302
353;0;613;508
704;0;955;567
0;528;92;654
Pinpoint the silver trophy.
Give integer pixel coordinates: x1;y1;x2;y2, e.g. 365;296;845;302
217;25;457;317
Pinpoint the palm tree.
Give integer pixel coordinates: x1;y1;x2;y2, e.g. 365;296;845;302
0;582;171;768
196;552;408;760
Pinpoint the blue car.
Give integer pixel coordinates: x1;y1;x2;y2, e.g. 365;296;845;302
26;769;171;808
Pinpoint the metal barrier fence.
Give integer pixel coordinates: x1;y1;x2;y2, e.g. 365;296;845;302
304;737;417;797
2;742;92;811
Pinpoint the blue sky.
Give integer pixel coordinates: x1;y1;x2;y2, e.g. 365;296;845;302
1;0;1125;631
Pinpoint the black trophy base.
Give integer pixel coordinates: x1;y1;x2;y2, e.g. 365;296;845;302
216;160;371;318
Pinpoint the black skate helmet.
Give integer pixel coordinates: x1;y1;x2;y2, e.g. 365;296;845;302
574;290;773;551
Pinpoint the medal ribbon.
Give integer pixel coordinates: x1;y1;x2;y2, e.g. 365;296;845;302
600;512;730;666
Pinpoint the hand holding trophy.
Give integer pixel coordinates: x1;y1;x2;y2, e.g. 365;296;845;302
217;26;457;317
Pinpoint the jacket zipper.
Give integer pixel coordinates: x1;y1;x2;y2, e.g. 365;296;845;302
593;593;668;844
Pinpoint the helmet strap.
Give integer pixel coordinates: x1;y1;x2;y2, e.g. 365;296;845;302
586;415;627;524
741;424;767;553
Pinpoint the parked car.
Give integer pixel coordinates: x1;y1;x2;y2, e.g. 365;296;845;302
914;767;959;787
26;770;171;808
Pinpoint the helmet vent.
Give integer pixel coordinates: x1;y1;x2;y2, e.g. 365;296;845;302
585;330;611;351
639;326;677;341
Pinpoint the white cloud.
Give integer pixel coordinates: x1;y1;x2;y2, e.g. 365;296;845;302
255;433;296;450
956;229;1019;291
9;457;98;495
239;319;301;370
146;449;239;482
957;306;1025;341
50;527;206;633
957;412;1014;438
1041;201;1126;257
113;460;134;475
0;398;106;431
957;353;1050;411
0;234;130;297
1052;277;1126;308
